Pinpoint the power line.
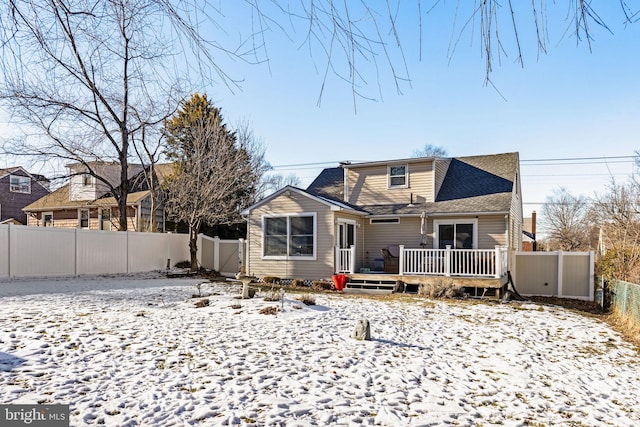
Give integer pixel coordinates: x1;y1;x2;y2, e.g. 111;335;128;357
271;155;638;170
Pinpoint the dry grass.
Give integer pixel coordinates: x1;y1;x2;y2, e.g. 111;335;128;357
417;279;465;299
296;295;316;306
607;312;640;349
259;306;279;315
193;298;209;308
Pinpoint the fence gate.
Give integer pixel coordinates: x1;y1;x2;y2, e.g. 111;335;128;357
513;251;595;301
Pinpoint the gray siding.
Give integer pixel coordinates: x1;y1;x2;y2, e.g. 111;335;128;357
0;170;50;224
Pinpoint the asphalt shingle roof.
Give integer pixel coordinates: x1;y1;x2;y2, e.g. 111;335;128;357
305;152;518;215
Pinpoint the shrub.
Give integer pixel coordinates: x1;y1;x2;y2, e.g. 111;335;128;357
194;298;209;308
312;280;332;291
262;276;280;284
259;306;279;315
174;260;191;268
418;280;464;299
296;295;316;306
264;290;282;302
291;278;305;287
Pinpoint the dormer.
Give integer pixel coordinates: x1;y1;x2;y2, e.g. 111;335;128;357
67;162;143;201
343;157;448;206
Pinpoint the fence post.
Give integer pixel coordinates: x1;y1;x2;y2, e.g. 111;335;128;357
557;250;563;297
237;239;245;274
445;245;451;276
74;228;78;275
213;236;220;272
6;223;11;277
126;231;130;274
399;245;405;275
588;250;595;301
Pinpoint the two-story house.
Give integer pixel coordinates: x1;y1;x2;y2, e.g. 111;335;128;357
241;152;522;294
0;167;50;225
23;162;173;232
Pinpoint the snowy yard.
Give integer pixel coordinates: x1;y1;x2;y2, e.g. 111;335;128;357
0;275;639;426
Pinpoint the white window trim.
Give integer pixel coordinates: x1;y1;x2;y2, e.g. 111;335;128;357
262;212;317;260
9;174;31;194
79;208;90;229
433;218;478;249
100;208;112;231
336;218;357;249
42;211;54;227
387;164;409;189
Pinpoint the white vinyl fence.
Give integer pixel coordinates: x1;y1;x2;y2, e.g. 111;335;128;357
513;251;595;300
0;224;245;278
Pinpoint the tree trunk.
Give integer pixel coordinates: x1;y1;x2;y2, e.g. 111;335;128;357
189;225;199;272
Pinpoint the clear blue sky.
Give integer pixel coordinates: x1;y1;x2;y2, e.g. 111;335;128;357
1;2;638;221
208;2;640;220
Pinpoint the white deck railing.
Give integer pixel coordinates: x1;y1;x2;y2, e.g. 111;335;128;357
335;245;355;274
400;245;508;278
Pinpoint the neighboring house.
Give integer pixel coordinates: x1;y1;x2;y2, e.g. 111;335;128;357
0;167;51;225
23;162;174;232
242;152;523;294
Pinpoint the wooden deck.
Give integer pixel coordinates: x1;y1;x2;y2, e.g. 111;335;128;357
343;273;508;297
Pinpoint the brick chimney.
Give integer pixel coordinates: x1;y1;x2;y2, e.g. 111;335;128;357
532;211;537;251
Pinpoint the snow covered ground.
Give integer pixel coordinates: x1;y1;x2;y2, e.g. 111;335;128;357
0;274;639;426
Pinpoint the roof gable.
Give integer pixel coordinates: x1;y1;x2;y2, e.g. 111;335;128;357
242;185;364;215
306;167;343;200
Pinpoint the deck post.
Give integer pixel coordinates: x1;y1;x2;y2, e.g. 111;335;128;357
445;245;451;277
494;245;501;278
349;245;356;274
398;245;405;275
334;245;340;274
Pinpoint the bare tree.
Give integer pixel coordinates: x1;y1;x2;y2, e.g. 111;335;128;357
259;173;303;199
541;187;592;251
412;144;448;158
0;0;244;230
163;94;267;271
592;178;640;283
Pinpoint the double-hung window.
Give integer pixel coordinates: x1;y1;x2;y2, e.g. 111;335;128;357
79;209;90;229
263;213;316;259
388;164;408;188
9;175;30;193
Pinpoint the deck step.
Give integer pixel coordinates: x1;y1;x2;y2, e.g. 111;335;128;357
344;279;398;294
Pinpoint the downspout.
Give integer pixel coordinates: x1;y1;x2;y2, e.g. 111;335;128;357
506;213;511;273
244;212;251;276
